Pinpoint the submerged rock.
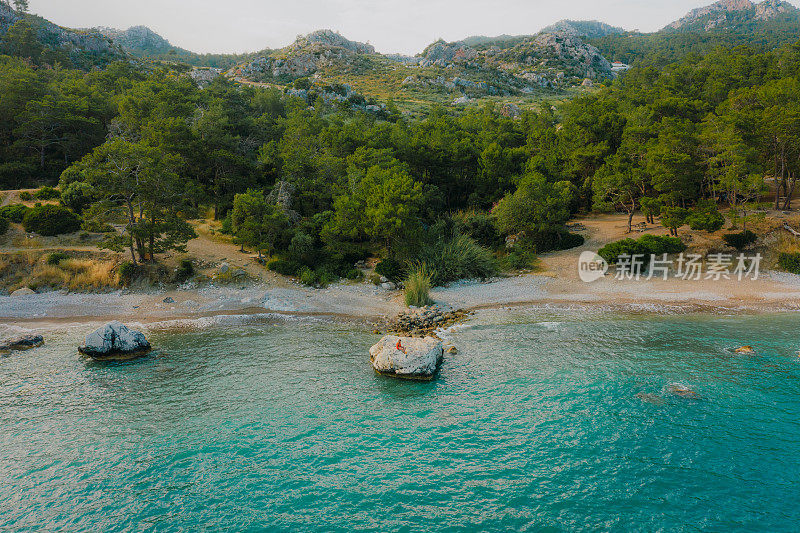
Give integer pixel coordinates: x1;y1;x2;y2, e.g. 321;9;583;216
369;335;443;380
78;321;151;361
668;383;699;399
0;334;44;353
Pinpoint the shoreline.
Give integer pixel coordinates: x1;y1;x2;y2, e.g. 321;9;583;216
3;270;800;332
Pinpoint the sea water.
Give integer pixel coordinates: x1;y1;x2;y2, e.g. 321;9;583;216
1;310;800;531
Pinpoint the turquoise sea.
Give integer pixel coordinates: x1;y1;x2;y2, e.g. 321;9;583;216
2;309;800;532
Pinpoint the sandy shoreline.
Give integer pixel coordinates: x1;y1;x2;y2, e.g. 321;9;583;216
3;269;800;332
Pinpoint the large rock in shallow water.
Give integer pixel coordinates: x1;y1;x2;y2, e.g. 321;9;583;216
78;321;151;361
369;335;443;380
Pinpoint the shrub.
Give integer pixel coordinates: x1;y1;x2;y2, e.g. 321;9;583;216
375;258;406;282
118;261;137;284
267;259;301;276
299;266;316;286
451;210;502;249
46;252;70;265
60;182;94;213
499;247;539;271
404;265;433;307
418;234;497;286
19;191;32;201
637;235;687;255
0;204;30;222
524;229;585;253
0;216;8;236
779;252;800;274
220;213;233;235
685;206;724;232
345;268;364;281
599;235;687;264
723;230;758;251
22;205;81;236
176;258;194;281
33;186;61;200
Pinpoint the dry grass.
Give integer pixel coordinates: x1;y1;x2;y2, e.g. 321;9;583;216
0;252;122;292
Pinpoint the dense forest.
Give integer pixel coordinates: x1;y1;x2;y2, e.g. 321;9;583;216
2;6;800;285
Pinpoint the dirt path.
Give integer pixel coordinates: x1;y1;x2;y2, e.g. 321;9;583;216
184;220;290;286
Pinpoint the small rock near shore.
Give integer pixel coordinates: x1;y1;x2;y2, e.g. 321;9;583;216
163;297;175;303
370;335;443;380
78;321;151;361
10;287;36;297
0;334;44;353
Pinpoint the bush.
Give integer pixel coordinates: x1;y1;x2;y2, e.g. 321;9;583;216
176;259;194;281
404;265;433;307
779;252;800;274
267;259;301;276
220;213;233;235
22;205;81;236
345;268;364;281
637;235;687;255
451;210;502;249
60;182;94;213
46;252;70;265
118;261;137;284
723;230;758;251
418;234;497;286
19;191;32;201
33;186;61;200
524;229;585;253
499;247;539;271
661;207;689;236
685;206;724;232
0;204;30;222
82;219;114;233
375;258;406;282
599;235;687;264
0;216;8;236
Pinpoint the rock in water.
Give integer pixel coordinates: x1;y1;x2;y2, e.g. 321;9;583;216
734;345;755;354
369;335;443;380
78;321;151;361
0;334;44;353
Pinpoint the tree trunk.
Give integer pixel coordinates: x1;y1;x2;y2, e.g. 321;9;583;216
627;208;634;234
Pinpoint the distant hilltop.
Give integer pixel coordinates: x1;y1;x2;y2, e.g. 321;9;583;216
665;0;800;31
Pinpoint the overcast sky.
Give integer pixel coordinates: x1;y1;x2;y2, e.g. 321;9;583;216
27;0;800;55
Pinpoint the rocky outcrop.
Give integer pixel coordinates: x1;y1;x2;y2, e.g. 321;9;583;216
384;305;471;337
292;30;375;54
97;25;173;55
78;321;151;361
0;334;44;353
666;0;799;31
0;5;122;64
233;30;375;81
369;335;443;380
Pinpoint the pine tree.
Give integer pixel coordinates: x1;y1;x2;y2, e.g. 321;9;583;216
12;0;28;13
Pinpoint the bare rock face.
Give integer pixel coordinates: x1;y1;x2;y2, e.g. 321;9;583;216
0;334;44;353
370;335;443;380
78;321;151;361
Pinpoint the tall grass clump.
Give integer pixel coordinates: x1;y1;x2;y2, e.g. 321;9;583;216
404;265;433;307
417;234;496;286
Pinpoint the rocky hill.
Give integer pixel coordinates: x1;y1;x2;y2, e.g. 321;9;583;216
540;20;625;39
98;25;177;56
232;30;377;82
0;4;122;67
665;0;800;32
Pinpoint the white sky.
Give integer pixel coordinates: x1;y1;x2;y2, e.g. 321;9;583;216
28;0;800;55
